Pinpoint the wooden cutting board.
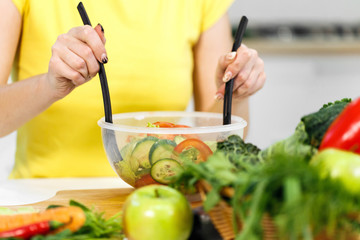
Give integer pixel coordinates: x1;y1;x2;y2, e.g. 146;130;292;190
5;188;203;218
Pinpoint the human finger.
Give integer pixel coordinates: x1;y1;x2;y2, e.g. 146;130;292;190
247;71;266;96
215;56;265;100
53;34;99;79
49;55;87;86
233;63;266;98
231;54;262;93
222;47;257;83
94;23;106;45
68;25;108;63
66;40;100;78
52;41;88;79
216;52;237;77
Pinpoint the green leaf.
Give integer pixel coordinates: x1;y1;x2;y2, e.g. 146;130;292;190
203;188;221;211
69;200;90;212
284;177;301;206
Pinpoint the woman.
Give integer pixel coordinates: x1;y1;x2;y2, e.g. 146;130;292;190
0;0;265;178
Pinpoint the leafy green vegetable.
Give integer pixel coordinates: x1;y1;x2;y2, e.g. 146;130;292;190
173;151;249;210
320;98;351;110
215;121;316;168
174;148;360;239
216;135;261;165
301;98;351;148
146;122;159;128
231;153;360;240
260;121;316;162
236;98;351;164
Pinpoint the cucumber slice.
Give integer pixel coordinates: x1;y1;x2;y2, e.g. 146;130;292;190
149;139;177;165
130;136;158;170
150;159;182;184
120;140;138;163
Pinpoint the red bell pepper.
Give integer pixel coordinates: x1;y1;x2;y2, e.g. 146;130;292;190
319;97;360;154
0;220;63;239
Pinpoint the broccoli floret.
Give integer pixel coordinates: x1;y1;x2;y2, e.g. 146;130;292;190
216;135;261;166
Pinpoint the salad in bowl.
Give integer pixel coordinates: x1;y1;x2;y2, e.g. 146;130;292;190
98;111;247;188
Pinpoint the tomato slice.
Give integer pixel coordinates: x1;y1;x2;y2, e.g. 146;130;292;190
173;124;191;128
174;138;213;163
152;121;191;128
134;174;160;188
147;121;199;141
152;121;176;128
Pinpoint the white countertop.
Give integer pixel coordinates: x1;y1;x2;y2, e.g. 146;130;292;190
0;177;132;206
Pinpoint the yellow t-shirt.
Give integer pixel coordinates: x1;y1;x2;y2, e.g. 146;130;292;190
10;0;234;178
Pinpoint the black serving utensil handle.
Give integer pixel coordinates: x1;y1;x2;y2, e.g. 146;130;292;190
223;16;248;125
77;2;113;123
77;2;122;161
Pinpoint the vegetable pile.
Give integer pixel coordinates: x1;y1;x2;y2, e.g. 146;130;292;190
3;97;359;239
173;97;360;239
115;121;215;188
0;200;123;240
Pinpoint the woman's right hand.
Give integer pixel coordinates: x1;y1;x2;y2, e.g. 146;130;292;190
45;24;107;100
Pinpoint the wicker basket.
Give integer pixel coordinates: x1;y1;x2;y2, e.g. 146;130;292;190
197;180;360;240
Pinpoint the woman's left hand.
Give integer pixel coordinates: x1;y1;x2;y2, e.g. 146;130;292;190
215;44;266;100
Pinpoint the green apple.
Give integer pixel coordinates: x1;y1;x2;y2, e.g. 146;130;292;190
310;148;360;194
123;185;193;240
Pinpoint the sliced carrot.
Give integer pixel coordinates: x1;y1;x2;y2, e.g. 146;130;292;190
0;206;86;233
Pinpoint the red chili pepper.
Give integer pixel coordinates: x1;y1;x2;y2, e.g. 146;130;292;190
319;97;360;154
0;220;63;239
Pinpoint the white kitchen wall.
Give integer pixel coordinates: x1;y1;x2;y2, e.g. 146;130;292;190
245;55;360;149
227;0;360;148
228;0;360;25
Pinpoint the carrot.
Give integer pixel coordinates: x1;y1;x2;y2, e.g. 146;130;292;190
0;206;86;234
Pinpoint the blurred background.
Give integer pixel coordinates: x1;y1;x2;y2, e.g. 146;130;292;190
1;0;360;180
228;0;360;148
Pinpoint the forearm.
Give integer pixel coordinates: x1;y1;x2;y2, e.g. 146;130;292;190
0;74;58;137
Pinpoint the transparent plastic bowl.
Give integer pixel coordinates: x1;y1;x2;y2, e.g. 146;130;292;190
98;111;247;188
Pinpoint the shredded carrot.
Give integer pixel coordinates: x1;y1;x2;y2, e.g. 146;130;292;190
0;206;86;233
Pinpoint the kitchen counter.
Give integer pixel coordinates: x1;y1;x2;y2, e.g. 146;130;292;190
0;177;132;206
